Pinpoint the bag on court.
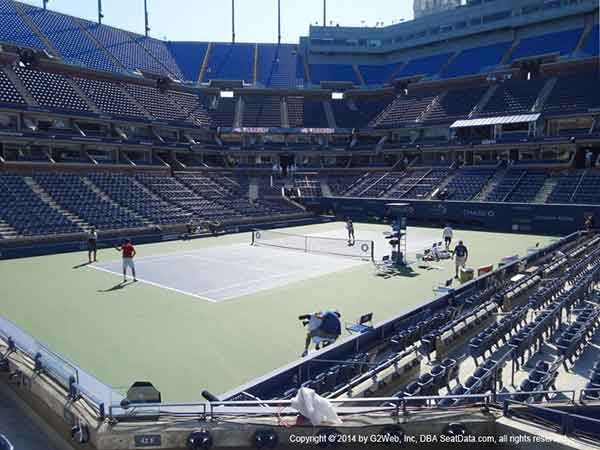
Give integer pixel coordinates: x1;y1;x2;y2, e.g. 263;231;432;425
291;387;341;426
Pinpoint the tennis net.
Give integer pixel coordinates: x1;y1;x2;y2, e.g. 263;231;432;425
251;229;374;260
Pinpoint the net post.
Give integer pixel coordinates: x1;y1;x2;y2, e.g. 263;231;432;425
371;240;375;262
251;230;255;246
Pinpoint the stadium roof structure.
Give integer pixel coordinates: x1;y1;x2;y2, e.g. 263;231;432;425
450;114;541;128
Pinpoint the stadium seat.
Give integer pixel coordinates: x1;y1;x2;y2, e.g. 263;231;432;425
345;313;374;334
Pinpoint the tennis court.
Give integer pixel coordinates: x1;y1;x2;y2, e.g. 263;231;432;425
93;240;366;302
0;222;553;401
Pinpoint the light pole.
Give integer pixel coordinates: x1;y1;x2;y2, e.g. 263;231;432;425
232;0;236;43
144;0;150;36
277;0;281;44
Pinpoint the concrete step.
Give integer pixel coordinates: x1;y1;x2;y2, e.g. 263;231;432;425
23;177;90;232
2;66;38;106
249;178;259;201
82;177;154;226
474;168;506;201
0;219;18;239
427;169;456;199
535;177;559;203
320;177;333;197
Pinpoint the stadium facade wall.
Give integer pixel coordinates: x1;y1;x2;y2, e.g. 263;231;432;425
303;197;600;235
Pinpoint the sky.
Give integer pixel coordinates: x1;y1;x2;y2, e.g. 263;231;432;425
19;0;414;43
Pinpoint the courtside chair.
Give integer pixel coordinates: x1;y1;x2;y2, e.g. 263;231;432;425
346;313;374;334
433;278;454;295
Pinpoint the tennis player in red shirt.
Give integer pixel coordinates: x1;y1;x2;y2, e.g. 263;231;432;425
116;239;137;283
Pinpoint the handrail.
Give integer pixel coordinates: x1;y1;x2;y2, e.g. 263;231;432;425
105;389;600;421
503;397;600;437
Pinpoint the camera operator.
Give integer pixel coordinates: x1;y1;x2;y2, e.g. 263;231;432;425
300;310;342;357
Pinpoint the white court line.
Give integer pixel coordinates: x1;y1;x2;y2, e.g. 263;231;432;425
87;264;219;303
88;255;364;303
198;261;362;296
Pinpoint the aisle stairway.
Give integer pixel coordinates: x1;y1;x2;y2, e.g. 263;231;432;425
473;168;506;201
23;177;90;231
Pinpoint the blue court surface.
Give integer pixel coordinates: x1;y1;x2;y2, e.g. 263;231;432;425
90;225;443;302
92;242;366;302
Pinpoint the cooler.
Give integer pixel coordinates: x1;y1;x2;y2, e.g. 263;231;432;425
459;267;475;283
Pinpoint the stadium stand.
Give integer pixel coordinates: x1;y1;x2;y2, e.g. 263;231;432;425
34;172;146;230
79;20;169;76
286;96;304;128
509;27;583;61
309;63;359;85
423;85;488;123
168;90;212;127
88;172;192;225
232;233;600;404
72;76;145;118
327;174;362;195
135;172;238;222
242;96;282;128
294;174;322;197
330;96;393;129
358;62;402;86
372;92;438;128
20;4;120;73
543;71;600;116
0;172;81;236
0;67;26;105
5;1;600;446
0;0;47;51
478;78;546;117
13;66;91;112
396;52;452;78
134;35;185;80
167;41;208;83
583;25;599;56
202;42;254;83
485;168;547;203
300;98;328;128
122;82;191;123
209;96;236;127
444;166;497;201
257;44;298;88
443;41;511;78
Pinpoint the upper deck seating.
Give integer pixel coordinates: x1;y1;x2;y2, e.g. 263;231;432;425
0;0;47;50
203;43;254;83
309;64;359;85
358;62;402;86
443;42;511;78
509;28;583;61
167;41;209;83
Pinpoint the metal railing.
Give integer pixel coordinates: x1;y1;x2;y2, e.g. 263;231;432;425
504;397;600;440
104;388;600;422
0;315;116;417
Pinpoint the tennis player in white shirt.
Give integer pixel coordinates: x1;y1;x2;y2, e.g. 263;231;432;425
443;225;453;251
